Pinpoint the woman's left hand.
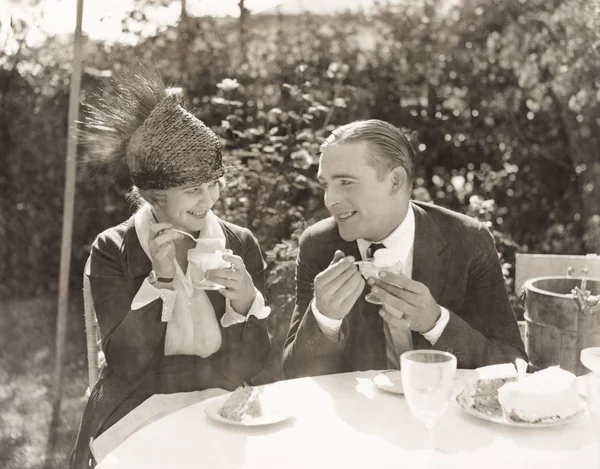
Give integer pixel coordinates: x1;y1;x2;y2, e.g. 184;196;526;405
205;254;256;315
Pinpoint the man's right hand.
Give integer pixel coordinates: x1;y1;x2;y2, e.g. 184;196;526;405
314;250;365;320
148;222;182;279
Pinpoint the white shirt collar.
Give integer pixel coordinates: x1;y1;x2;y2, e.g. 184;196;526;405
356;204;415;261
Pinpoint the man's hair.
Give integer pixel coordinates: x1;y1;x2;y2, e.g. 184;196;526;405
319;119;415;182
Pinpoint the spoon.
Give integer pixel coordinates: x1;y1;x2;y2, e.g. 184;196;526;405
516;358;527;381
170;228;201;243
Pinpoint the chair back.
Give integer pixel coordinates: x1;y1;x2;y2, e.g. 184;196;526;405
83;257;103;390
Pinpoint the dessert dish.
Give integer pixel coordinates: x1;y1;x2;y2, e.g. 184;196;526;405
218;386;263;422
497;366;581;423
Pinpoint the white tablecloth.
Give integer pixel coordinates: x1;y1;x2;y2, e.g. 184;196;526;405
96;370;600;469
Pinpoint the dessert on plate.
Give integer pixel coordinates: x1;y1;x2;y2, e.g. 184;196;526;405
465;377;516;417
218;385;263;421
497;366;580;423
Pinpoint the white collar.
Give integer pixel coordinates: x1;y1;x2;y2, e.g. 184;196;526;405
356;204;415;261
134;203;225;260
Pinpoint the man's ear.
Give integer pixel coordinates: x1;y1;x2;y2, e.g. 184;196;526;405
390;166;408;193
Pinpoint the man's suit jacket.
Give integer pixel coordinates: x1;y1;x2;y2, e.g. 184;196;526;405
282;201;527;379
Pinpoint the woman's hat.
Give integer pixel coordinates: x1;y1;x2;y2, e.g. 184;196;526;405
83;65;224;190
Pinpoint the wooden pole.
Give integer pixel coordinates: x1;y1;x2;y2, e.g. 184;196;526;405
239;0;248;63
54;0;85;408
179;0;189;82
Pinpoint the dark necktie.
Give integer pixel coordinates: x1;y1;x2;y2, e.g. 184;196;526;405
366;242;413;368
369;242;386;258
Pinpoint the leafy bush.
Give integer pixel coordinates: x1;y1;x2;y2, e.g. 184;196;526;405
1;0;597;322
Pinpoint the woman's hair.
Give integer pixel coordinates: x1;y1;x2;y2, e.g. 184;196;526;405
319;119;415;182
126;177;228;208
82;64;225;193
125;186;167;208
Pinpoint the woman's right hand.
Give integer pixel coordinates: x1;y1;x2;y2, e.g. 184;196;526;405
148;222;181;278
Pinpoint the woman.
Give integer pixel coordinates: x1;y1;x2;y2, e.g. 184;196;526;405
71;67;271;468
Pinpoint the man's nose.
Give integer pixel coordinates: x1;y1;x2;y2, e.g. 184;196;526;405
324;186;341;208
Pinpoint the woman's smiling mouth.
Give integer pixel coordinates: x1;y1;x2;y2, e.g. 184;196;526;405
187;210;207;218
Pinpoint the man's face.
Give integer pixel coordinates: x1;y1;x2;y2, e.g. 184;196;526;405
317;141;408;242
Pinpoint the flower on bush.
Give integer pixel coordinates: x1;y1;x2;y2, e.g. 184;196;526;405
291;148;313;170
216;78;240;91
267;107;283;124
468;195;498;225
468;195;485;211
412;187;432;202
473;196;495;213
326;62;350;80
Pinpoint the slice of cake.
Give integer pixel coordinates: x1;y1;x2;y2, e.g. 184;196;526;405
497;366;580;423
218;386;263;421
469;377;515;417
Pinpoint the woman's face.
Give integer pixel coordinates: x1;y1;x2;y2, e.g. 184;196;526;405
152;179;221;233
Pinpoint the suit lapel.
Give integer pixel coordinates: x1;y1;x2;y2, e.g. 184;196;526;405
342;238;361;261
410;202;449;348
125;215;153;281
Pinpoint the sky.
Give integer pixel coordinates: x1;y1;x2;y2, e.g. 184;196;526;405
1;0;378;46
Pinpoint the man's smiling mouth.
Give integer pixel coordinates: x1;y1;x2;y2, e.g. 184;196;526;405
338;211;356;220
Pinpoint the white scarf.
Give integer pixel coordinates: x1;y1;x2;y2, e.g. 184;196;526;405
134;204;225;358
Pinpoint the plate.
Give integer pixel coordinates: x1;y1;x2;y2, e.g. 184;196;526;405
372;370;404;395
456;379;587;428
204;395;292;427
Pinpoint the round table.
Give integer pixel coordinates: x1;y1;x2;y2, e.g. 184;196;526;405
96;370;600;469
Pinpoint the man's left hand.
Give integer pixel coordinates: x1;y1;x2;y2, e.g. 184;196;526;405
368;272;441;333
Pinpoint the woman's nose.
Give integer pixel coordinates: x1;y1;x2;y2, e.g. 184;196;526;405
195;187;214;204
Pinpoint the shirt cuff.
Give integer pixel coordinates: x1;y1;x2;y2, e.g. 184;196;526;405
422;306;450;345
130;278;177;322
220;287;271;327
311;299;343;339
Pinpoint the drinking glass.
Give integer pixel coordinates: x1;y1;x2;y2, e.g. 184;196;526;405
581;348;600;437
400;350;457;453
586;374;600;437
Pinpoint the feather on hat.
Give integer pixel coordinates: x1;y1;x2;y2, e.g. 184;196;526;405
83;65;224;190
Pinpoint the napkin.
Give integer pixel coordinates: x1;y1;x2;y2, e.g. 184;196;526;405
90;388;228;463
474;363;518;379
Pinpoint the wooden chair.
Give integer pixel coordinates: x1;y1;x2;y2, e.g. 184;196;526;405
83;257;104;392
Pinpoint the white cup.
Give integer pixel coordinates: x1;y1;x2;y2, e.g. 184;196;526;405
187;239;232;290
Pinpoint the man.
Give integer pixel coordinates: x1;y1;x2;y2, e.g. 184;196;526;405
282;119;526;379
